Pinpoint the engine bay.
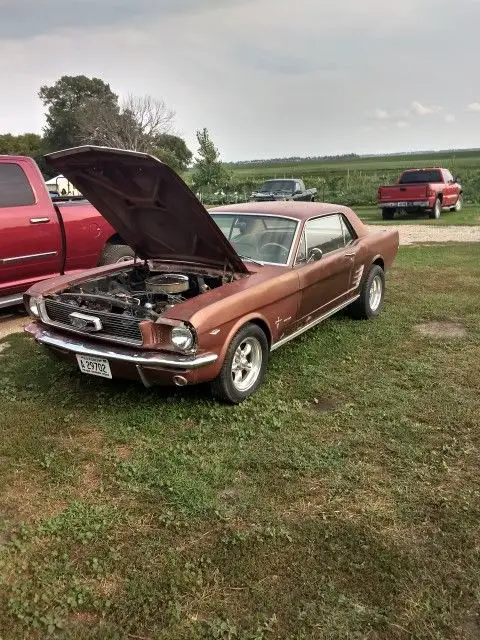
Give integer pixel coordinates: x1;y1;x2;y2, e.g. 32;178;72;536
46;265;227;322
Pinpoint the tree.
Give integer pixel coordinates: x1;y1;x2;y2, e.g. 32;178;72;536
75;94;175;153
39;75;118;151
0;133;43;157
191;128;229;191
153;134;192;173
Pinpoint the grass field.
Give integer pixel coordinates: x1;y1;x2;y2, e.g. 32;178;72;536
192;148;480;208
1;244;480;639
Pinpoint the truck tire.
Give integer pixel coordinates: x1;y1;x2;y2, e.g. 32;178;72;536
450;195;462;212
98;243;135;266
429;198;441;220
382;208;394;220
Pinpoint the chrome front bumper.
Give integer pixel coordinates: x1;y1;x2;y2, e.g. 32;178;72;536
24;322;218;370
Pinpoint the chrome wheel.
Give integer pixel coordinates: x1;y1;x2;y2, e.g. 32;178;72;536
369;275;383;311
231;337;263;392
455;196;462;212
434;200;441;219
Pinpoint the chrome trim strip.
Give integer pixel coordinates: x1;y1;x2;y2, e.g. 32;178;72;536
25;323;218;369
1;251;58;264
270;296;360;351
0;294;24;309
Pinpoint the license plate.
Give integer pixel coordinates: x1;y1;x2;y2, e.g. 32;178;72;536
76;354;112;379
397;202;409;207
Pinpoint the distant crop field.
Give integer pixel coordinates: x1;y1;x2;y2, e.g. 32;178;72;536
188;149;480;209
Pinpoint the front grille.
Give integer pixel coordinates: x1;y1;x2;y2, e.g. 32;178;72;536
44;299;143;345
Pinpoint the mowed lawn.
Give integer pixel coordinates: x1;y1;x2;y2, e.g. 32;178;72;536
1;245;479;639
356;204;480;226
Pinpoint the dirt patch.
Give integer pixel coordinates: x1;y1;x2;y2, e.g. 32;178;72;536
115;444;133;460
0;312;28;339
415;321;467;338
311;397;338;413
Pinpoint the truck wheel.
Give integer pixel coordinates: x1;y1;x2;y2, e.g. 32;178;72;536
211;323;269;404
347;265;385;320
450;195;462;212
98;243;135;266
310;196;315;202
429;198;441;220
382;208;394;220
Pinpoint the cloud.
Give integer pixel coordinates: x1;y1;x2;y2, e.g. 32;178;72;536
467;102;480;112
372;108;389;120
410;101;443;116
445;114;456;123
396;121;409;128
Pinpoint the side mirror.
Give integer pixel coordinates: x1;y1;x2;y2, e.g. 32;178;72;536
307;247;323;263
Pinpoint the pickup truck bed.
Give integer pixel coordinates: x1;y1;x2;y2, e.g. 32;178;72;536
0;155;134;308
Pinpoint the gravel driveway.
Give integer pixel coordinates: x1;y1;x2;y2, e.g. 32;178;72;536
370;224;480;245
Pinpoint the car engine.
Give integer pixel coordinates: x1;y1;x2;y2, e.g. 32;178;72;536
46;265;226;322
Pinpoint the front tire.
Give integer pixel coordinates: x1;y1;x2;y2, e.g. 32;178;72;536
348;265;385;320
429;198;441;220
382;208;394;220
211;323;269;404
98;243;135;265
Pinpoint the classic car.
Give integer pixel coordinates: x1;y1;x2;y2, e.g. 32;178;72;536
24;146;399;403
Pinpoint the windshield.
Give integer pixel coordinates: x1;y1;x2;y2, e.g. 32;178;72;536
258;180;295;193
399;170;443;184
211;213;298;265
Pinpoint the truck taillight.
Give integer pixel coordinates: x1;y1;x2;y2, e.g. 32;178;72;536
426;187;435;198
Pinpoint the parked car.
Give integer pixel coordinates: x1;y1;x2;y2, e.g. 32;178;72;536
24;146;399;403
251;179;317;202
377;168;462;220
0;155;135;309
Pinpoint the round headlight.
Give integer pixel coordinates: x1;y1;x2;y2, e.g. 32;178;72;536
28;297;40;318
171;325;194;351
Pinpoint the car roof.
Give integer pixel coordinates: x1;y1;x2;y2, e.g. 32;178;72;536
208;201;353;222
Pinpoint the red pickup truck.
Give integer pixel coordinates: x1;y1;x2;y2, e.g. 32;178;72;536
0;155;134;309
377;168;462;220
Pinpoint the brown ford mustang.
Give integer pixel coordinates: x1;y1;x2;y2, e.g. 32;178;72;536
24;146;399;403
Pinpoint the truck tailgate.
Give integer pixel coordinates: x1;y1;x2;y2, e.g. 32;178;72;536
378;184;428;202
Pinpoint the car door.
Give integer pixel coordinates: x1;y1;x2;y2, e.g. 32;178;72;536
295;214;358;325
0;160;62;298
442;169;457;207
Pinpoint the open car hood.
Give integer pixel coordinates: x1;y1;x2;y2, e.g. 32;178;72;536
44;146;248;274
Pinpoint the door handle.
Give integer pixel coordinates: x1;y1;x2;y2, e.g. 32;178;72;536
30;217;51;224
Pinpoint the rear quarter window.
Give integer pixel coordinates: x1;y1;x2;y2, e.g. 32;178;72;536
0;163;36;207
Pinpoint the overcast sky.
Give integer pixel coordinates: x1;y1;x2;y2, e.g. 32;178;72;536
1;0;480;161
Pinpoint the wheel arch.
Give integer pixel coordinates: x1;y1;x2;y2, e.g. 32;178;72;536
213;313;273;371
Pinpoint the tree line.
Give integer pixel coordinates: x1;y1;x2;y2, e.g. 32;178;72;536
0;75;227;190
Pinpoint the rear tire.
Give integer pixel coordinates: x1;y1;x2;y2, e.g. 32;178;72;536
429;198;441;220
348;265;385;320
382;208;394;220
211;323;269;404
450;195;462;212
98;244;135;266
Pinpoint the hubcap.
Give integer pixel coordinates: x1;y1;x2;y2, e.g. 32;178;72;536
231;337;263;392
455;197;462;211
369;275;383;311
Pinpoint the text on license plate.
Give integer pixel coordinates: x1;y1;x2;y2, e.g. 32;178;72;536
76;354;112;379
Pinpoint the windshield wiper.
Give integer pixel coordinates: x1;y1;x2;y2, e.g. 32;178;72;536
238;255;264;267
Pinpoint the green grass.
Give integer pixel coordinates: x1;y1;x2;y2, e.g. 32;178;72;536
1;244;480;638
356;204;480;226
